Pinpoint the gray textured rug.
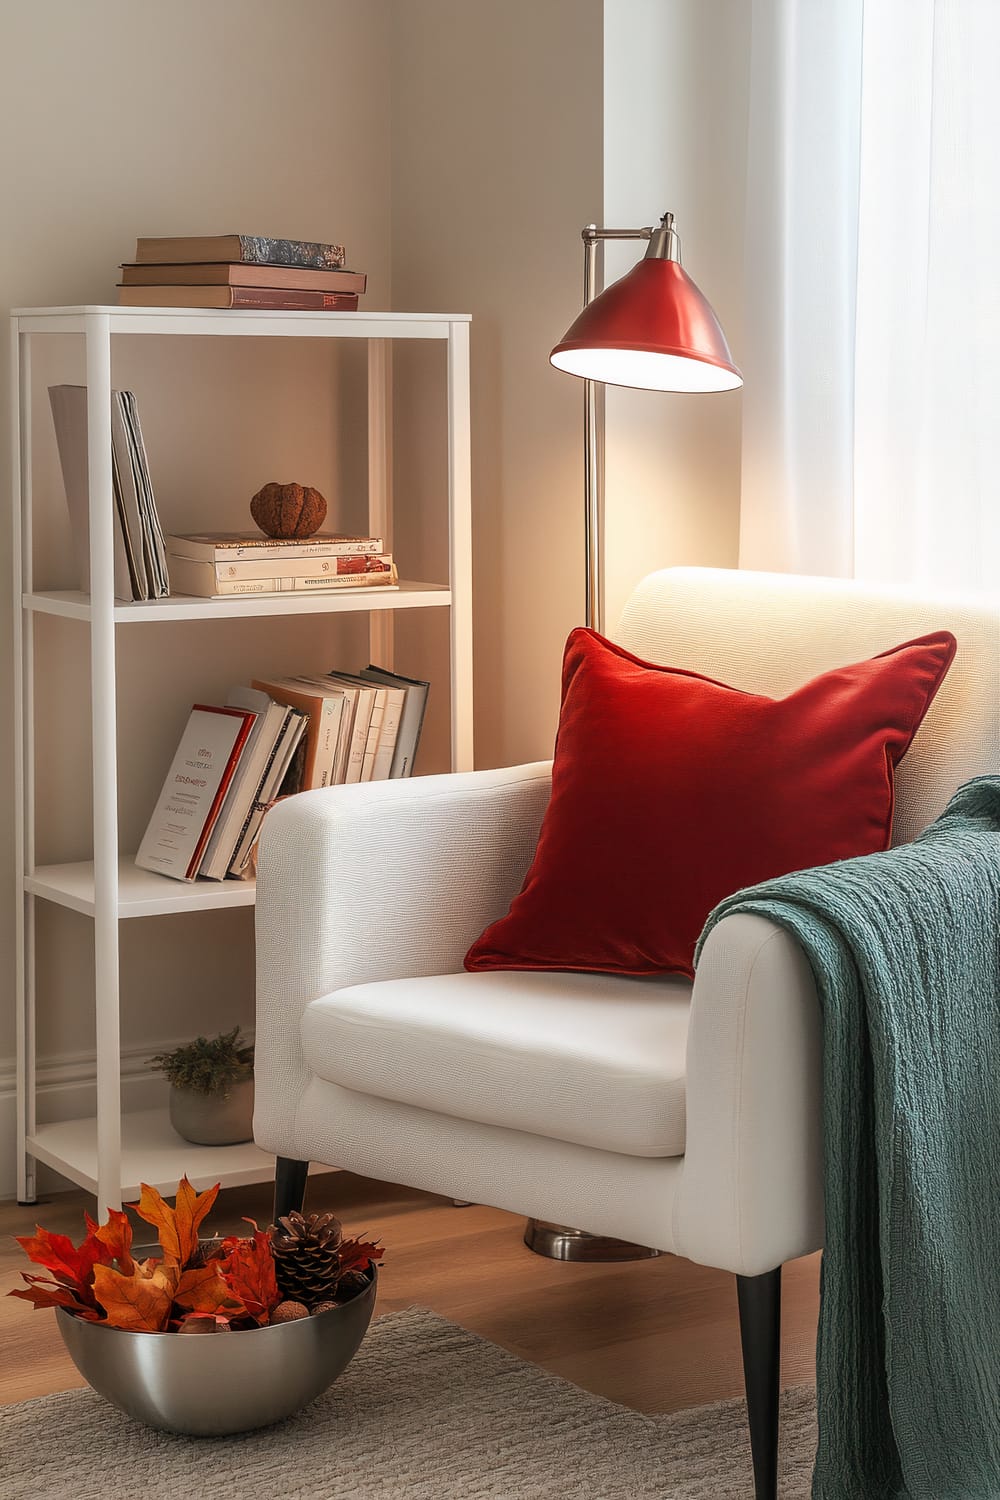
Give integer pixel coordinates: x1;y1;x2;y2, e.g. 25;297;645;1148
1;1307;816;1498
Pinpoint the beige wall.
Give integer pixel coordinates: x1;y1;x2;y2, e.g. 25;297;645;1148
1;0;749;1195
603;0;750;627
389;0;605;772
0;0;393;1189
389;0;748;775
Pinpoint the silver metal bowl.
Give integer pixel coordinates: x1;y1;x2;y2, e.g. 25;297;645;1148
56;1261;376;1436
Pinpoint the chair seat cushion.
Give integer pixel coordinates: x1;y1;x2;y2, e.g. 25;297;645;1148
300;969;693;1159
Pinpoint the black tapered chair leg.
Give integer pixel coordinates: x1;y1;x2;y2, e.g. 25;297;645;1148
736;1266;782;1500
273;1157;309;1221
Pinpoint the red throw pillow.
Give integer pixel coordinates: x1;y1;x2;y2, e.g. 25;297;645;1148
465;627;957;979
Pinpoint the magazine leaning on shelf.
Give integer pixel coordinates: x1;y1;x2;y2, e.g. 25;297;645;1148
49;384;170;601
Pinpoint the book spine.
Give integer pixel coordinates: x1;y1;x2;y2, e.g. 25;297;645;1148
370;688;405;780
227;288;359;310
176;554;394;583
359;691;385;782
238;235;346;268
167;536;384;561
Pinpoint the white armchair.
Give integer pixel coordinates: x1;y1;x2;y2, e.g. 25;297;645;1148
254;567;1000;1500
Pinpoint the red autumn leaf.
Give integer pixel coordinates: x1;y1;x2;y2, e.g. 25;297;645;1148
133;1177;219;1266
338;1236;384;1275
15;1227;102;1291
92;1258;179;1332
173;1261;246;1318
217;1222;280;1324
8;1272;102;1320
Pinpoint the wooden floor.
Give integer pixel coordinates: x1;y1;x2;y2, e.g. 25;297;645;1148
0;1170;820;1413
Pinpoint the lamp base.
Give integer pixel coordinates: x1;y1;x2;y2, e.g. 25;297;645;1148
523;1219;664;1263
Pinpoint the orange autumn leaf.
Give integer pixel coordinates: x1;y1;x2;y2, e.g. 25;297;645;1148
133;1177;219;1265
218;1222;280;1324
173;1261;246;1318
85;1207;134;1275
92;1258;179;1332
338;1236;385;1275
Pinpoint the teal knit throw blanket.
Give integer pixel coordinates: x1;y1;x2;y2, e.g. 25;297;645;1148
698;776;1000;1500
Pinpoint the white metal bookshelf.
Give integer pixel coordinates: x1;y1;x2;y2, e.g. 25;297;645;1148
11;305;473;1212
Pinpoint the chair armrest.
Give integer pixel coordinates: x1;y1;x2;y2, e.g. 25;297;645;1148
673;911;825;1276
253;762;552;1152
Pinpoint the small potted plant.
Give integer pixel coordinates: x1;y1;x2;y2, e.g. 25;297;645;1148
149;1026;255;1146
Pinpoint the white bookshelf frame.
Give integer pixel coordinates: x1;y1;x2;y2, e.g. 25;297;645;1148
11;305;473;1211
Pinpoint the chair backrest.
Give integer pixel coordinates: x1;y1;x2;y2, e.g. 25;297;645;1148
617;567;1000;844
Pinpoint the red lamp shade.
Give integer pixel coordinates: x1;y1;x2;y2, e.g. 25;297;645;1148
550;256;742;394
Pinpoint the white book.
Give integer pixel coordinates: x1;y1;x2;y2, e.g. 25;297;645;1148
135;704;256;881
199;689;291;881
361;665;430;778
167;534;386;563
323;677;377;784
227;708;308;877
166;552;393;584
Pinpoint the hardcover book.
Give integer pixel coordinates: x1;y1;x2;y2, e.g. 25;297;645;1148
135;705;256;881
117;286;359;311
167;553;394;587
134;235;347;268
121;263;366;293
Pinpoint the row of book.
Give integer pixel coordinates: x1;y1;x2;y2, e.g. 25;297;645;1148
49;385;396;602
117;233;366;312
165;532;398;598
135;664;428;883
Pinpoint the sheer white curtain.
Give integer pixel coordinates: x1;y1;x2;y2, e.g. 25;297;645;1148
740;0;1000;593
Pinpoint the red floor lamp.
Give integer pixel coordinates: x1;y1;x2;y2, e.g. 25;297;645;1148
524;213;743;1264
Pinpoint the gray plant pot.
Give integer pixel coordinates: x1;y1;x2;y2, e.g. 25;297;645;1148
168;1078;254;1145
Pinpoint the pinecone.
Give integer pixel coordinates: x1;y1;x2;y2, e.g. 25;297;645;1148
269;1211;344;1306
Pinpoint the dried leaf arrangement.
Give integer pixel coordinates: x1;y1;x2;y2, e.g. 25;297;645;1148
148;1027;253;1098
8;1176;383;1333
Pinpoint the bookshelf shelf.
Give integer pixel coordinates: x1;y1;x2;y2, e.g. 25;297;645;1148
12;305;473;1209
25;856;258;918
26;1109;279;1201
24;581;451;623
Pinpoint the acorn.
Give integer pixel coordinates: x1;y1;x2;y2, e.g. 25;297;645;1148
270;1299;310;1324
311;1300;340;1316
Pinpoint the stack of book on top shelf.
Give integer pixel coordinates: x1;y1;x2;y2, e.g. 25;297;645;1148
117;234;366;312
49;385;170;601
135;663;429;882
166;532;398;599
